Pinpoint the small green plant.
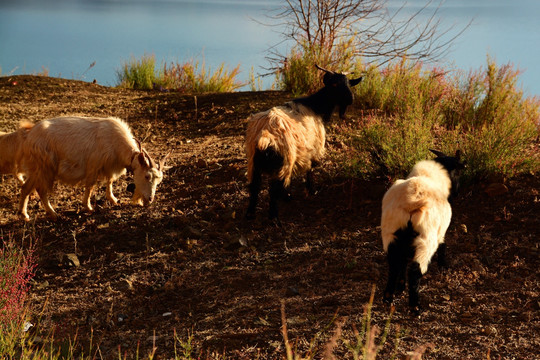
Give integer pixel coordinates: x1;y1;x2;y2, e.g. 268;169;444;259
116;54;158;90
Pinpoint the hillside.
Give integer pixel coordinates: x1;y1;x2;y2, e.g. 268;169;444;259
0;75;538;359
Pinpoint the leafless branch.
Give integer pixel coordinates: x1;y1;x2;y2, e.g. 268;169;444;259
265;0;472;71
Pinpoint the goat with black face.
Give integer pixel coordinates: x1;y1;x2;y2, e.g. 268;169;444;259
245;65;362;224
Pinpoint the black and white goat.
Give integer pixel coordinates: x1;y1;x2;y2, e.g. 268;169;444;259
245;65;362;222
381;149;465;314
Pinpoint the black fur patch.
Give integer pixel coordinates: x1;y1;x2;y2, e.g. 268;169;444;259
253;147;283;175
393;221;419;259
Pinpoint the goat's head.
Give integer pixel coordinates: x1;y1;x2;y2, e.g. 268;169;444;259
430;149;466;199
316;64;362;119
130;149;170;206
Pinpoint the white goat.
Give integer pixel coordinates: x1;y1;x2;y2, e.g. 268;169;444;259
0;122;33;183
245;65;362;222
381;149;464;314
18;116;169;221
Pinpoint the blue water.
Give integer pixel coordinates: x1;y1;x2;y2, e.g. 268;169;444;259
1;0;539;95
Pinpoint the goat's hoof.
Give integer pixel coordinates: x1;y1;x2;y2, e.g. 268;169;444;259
20;214;30;222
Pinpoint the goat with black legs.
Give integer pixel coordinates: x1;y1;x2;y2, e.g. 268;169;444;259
245;65;362;224
381;149;465;315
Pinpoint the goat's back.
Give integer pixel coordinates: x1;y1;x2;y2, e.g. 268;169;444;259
381;160;452;253
246;103;325;185
22;116;138;184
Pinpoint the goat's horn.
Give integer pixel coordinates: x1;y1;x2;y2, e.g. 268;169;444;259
315;64;334;74
159;151;171;170
143;149;157;169
429;149;447;158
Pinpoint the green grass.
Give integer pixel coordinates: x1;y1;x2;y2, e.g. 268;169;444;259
116;54;244;93
116;54;158;90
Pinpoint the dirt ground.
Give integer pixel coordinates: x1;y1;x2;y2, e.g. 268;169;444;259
0;75;538;359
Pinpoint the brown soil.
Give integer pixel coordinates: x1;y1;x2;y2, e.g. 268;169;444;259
0;75;538;359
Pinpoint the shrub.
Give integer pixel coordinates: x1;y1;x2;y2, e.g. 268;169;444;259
161;60;244;93
117;54;244;93
0;235;36;330
116;54;157;90
338;56;539;181
276;38;358;96
442;58;540;179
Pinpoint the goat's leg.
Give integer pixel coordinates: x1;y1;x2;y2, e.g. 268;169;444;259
105;179;118;205
305;161;319;196
436;243;448;269
408;261;423;315
305;169;315;196
36;186;57;221
246;169;262;220
18;180;34;221
83;184;95;212
269;178;285;224
383;242;407;303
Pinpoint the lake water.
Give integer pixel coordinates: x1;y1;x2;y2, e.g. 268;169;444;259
1;0;539;96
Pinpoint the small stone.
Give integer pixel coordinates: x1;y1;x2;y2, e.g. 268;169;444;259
162;312;172;317
62;253;80;267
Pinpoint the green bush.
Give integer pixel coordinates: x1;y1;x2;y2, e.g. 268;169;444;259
116;54;157;90
276;39;359;96
161;60;244;93
337;56;539;181
116;54;244;93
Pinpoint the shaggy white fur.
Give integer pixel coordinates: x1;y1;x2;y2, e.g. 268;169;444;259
18;116;167;221
245;102;325;188
381;160;453;274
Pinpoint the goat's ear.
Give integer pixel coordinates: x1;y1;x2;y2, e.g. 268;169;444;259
159;151;172;171
137;152;150;168
349;76;363;87
430;149;447;158
455;149;461;160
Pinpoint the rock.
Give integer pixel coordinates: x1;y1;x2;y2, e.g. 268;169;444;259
62;253;80;267
484;183;508;197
